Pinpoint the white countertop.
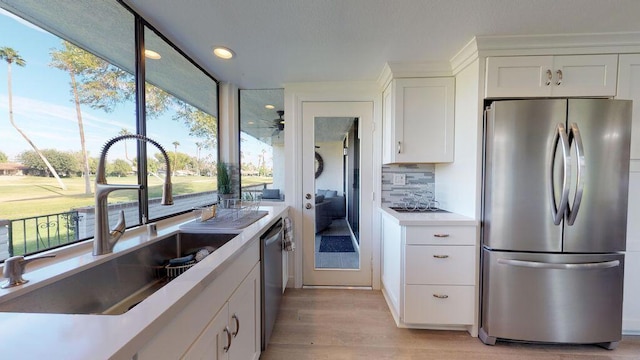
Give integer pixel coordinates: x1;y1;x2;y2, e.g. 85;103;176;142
380;206;478;226
0;205;288;360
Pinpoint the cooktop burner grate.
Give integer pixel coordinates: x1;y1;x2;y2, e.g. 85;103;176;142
388;207;450;213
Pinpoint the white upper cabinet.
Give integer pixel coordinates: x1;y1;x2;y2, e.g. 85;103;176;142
617;54;640;160
382;77;455;164
485;55;618;98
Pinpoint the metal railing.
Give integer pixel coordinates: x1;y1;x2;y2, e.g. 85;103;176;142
8;211;81;257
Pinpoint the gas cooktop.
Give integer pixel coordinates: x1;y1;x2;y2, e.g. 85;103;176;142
388;207;450;213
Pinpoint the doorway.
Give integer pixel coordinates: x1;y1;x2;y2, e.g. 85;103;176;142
302;102;372;287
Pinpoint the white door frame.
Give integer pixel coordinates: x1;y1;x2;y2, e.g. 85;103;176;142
283;82;382;289
302;102;372;286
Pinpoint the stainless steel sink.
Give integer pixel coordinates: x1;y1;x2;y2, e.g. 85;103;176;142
0;232;237;315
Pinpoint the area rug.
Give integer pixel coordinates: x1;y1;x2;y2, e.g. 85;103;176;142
319;235;355;253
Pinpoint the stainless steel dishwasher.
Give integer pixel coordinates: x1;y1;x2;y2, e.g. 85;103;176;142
261;218;283;350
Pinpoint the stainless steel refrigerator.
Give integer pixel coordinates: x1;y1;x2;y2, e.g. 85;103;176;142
480;99;632;349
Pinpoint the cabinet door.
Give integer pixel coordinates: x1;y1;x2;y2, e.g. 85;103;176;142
182;306;230;360
623;163;640;332
384;77;455;163
381;215;402;313
617;54;640;159
486;55;618;98
228;265;261;360
485;56;553;98
623;251;640;332
552;54;618;97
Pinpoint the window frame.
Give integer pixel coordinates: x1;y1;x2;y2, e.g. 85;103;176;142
0;0;221;257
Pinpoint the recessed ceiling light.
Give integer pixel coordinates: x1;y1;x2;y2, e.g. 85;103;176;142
213;46;234;59
144;49;161;60
265;104;275;110
248;121;255;125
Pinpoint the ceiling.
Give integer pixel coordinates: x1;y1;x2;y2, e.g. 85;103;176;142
122;0;640;89
120;0;640;147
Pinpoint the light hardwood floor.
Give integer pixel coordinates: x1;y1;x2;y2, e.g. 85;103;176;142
261;288;640;359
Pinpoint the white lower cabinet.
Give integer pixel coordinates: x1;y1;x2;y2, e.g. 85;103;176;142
136;239;261;360
183;264;261;360
623;162;640;333
381;213;478;333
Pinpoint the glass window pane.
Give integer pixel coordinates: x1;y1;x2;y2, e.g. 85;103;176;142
144;26;219;220
239;89;284;201
0;1;136;257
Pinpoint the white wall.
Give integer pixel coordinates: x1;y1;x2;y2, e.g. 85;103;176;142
435;59;482;219
314;141;344;194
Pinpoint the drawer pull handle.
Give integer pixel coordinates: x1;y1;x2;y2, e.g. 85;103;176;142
433;234;450;238
433;255;449;259
433;294;449;299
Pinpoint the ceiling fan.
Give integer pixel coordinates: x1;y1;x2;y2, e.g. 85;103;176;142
263;110;284;136
273;110;285;134
246;110;285;137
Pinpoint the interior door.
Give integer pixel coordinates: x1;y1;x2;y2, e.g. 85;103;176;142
302;101;373;286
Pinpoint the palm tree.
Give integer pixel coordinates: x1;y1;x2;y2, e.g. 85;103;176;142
172;141;180;176
0;47;67;190
118;128;133;164
50;42;95;194
195;141;203;176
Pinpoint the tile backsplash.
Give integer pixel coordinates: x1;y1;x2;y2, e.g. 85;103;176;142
381;164;435;207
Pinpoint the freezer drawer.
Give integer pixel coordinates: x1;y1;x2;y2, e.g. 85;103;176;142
480;249;624;346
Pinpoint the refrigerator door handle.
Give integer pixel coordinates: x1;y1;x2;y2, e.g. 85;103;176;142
566;123;585;226
549;123;571;225
497;258;620;270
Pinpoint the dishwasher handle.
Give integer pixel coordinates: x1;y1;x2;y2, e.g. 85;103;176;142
262;219;283;246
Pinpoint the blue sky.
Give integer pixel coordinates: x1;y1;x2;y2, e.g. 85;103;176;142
0;9;273;167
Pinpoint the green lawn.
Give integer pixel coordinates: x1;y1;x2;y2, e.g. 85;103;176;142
0;175;273;220
0;174;273;256
0;175;218;219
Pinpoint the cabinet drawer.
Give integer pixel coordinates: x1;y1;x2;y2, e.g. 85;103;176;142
405;245;475;285
404;285;474;325
405;226;475;245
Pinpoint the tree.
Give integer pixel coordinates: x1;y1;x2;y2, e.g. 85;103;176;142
195;142;203;176
18;149;80;177
173;102;218;149
172;141;180;176
110;159;131;177
50;41;98;194
0;46;67;190
0;151;7;163
118;128;134;164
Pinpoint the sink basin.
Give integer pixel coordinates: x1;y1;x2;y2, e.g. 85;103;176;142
0;232;237;315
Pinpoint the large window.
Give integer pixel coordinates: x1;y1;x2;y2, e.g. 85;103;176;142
239;89;284;201
0;0;218;259
144;26;219;219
